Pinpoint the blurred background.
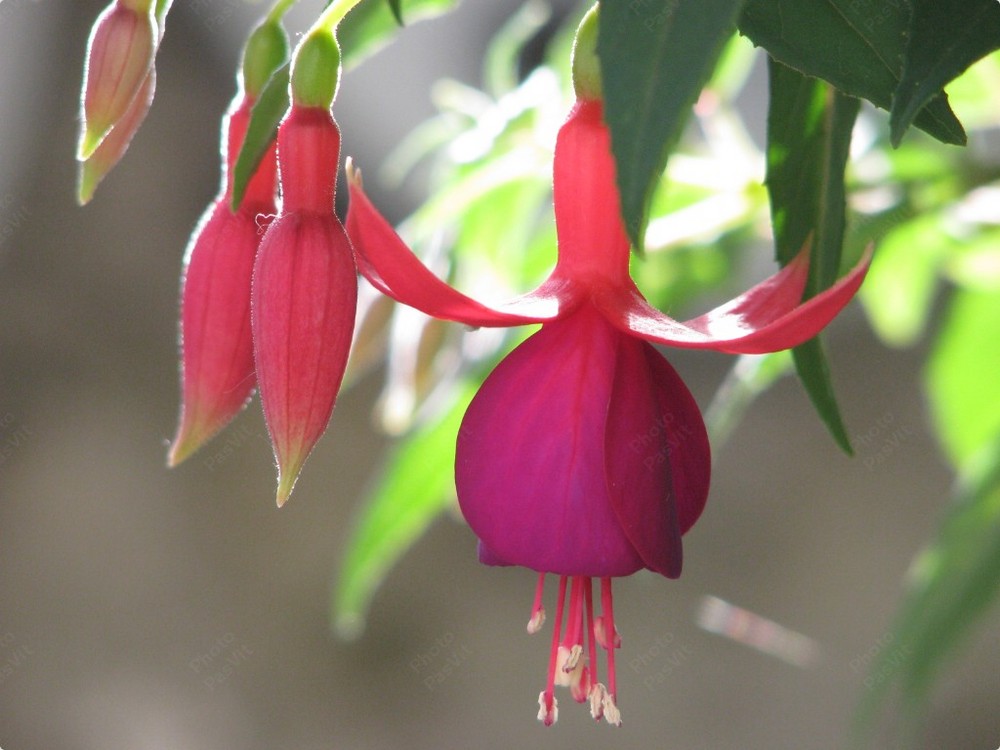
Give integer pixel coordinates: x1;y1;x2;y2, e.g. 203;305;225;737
0;1;998;748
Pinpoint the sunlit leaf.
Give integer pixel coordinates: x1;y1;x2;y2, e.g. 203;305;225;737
333;386;473;638
856;436;1000;737
599;0;745;251
338;0;460;66
926;287;1000;470
705;351;793;448
857;215;950;347
739;0;966;146
231;62;289;211
765;60;859;454
386;0;403;26
892;0;1000;145
482;0;552;98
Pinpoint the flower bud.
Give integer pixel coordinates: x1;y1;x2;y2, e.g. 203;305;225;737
290;29;341;109
168;97;279;466
571;4;602;102
242;19;289;99
77;68;155;204
251;106;358;505
78;0;157;160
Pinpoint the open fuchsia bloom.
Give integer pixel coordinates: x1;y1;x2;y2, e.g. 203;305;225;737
251;31;358;506
168;21;287;467
347;93;870;723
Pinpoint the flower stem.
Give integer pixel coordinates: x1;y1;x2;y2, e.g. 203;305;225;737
266;0;298;24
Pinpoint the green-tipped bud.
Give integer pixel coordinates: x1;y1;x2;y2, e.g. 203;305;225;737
77;1;157;160
571;4;602;101
119;0;154;12
290;28;341;109
242;20;289;99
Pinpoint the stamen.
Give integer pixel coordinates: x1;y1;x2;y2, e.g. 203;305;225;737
600;578;619;710
593;616;622;649
537;691;558;726
560;644;583;674
562;577;585;652
539;576;568;725
585;579;598;688
588;681;606;721
527;573;547;634
572;664;592;703
602;692;622;727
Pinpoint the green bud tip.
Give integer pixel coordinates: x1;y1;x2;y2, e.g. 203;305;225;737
242;20;289;99
290;29;341;109
571;4;602;101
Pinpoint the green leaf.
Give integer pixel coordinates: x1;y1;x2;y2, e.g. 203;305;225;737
739;0;966;146
705;351;793;448
856;214;949;347
231;62;289;212
856;436;1000;737
891;0;1000;145
231;0;462;207
764;60;860;454
598;0;746;251
332;386;473;639
926;287;1000;470
386;0;404;25
482;0;552;98
338;0;459;67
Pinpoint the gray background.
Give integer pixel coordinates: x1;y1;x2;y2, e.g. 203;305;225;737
0;1;997;748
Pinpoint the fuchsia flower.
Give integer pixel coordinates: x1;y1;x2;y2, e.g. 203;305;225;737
347;96;870;724
251;103;357;506
78;0;158;161
78;68;156;205
168;94;278;467
168;19;287;467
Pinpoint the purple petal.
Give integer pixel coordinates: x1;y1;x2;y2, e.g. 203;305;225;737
604;340;710;579
456;306;643;577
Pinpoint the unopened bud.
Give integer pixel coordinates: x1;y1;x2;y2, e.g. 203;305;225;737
242;20;289;99
78;68;155;204
78;1;157;159
571;4;601;101
290;28;341;109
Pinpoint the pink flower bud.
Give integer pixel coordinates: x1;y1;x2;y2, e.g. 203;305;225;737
168;98;278;466
251;106;358;506
77;68;155;205
78;0;157;160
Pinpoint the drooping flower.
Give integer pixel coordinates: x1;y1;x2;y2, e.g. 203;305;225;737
78;67;155;205
77;0;174;204
167;21;288;467
77;0;159;161
250;29;358;506
347;89;870;722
